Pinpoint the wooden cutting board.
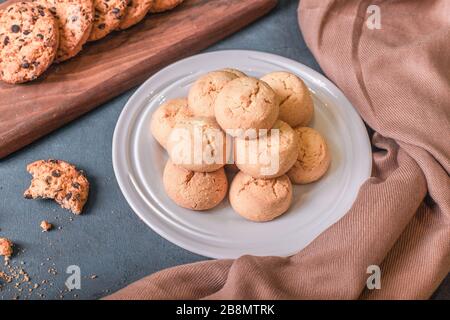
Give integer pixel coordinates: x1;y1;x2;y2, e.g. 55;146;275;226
0;0;277;159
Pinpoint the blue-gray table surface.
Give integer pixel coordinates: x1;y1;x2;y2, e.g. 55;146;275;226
0;0;448;300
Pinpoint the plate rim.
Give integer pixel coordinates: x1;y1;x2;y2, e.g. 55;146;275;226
112;49;372;259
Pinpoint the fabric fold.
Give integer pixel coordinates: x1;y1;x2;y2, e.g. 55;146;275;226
106;0;450;300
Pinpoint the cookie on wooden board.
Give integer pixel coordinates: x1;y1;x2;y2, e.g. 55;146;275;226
34;0;94;62
88;0;129;41
0;2;59;84
119;0;153;30
149;0;183;13
24;159;90;215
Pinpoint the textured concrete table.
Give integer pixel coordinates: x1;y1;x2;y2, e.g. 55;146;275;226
0;0;447;300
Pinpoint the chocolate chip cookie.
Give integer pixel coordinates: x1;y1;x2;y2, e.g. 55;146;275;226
34;0;94;62
0;2;59;84
149;0;183;13
119;0;153;30
88;0;129;41
24;159;89;215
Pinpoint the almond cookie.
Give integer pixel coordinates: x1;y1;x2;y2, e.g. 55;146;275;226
261;71;314;127
150;98;193;149
24;159;89;214
163;160;228;211
119;0;153;30
235;120;298;179
149;0;183;13
0;2;59;84
287;127;331;184
229;171;293;222
88;0;128;41
167;117;228;172
188;71;238;118
34;0;94;62
221;68;247;78
214;77;279;137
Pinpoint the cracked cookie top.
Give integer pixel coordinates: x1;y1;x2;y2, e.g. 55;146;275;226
287;127;331;184
261;71;314;127
229;171;292;222
163;160;228;211
214;77;279;136
235;120;299;179
188;70;238;118
167;117;228;173
150;98;193;149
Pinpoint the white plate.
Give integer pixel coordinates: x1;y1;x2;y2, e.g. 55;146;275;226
112;50;372;259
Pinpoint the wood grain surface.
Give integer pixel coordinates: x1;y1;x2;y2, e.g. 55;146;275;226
0;0;277;159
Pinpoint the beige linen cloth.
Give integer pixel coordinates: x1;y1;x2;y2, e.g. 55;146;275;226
106;0;450;299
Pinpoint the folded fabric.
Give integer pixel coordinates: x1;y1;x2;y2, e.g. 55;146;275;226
106;0;450;300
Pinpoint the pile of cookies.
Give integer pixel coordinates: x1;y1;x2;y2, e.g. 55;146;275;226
151;69;331;222
0;0;184;84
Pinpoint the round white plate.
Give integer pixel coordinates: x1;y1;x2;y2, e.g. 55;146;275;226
112;50;372;259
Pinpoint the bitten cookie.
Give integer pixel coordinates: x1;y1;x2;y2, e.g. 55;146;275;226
163;160;228;211
0;2;59;84
150;98;193;149
35;0;94;62
149;0;183;13
287;127;331;184
119;0;153;30
214;77;279;137
24;159;89;214
261;71;314;127
188;71;238;118
229;171;293;222
88;0;128;41
235;120;298;179
167;117;228;172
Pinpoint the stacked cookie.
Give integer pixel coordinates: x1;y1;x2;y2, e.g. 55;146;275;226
0;0;184;84
151;68;332;222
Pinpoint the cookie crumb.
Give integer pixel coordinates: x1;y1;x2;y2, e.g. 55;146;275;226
47;267;57;275
0;238;13;261
40;220;53;232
